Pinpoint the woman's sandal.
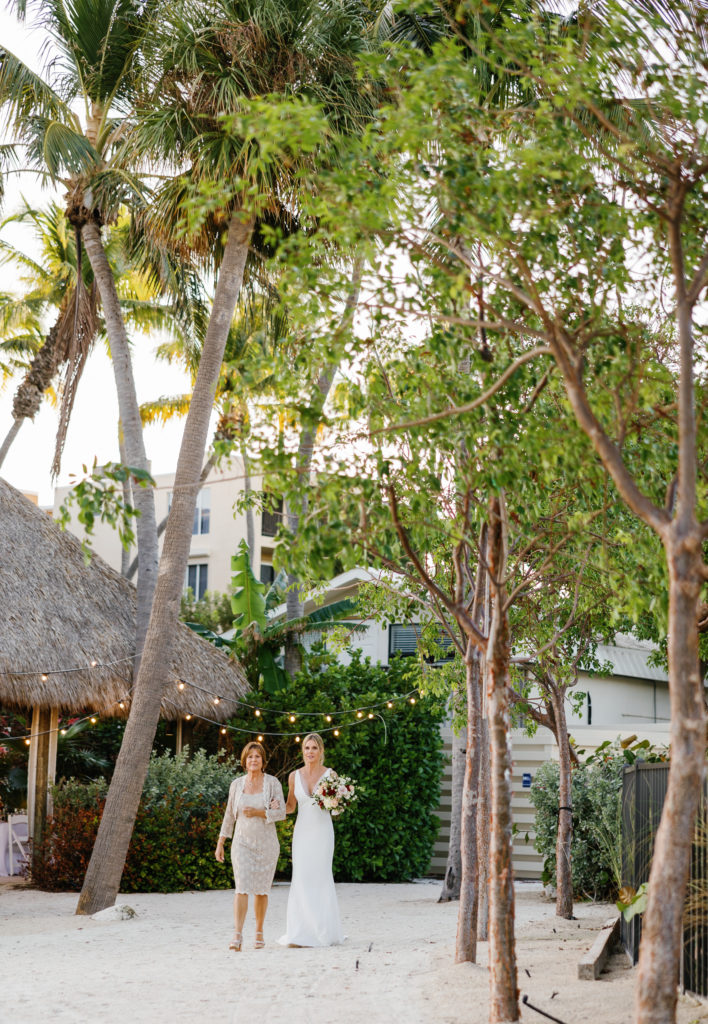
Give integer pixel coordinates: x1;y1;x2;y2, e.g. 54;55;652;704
229;932;243;952
254;931;265;949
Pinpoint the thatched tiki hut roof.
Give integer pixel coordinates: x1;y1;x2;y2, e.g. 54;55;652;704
0;477;248;720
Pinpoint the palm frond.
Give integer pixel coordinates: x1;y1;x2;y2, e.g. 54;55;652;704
139;393;191;425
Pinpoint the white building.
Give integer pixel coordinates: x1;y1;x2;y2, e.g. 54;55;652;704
53;459;281;595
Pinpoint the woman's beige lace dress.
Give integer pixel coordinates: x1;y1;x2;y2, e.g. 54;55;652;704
219;774;286;895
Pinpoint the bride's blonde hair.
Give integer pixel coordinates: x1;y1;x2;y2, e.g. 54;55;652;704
302;732;325;764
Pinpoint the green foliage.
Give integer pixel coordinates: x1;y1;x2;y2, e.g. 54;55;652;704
180;588;234;634
33;750;240;893
228;650;447;881
58;459;154;562
531;738;669;901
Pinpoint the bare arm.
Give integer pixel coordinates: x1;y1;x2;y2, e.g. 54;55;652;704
285;772;297;815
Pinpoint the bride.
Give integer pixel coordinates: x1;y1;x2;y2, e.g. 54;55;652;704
278;732;344;947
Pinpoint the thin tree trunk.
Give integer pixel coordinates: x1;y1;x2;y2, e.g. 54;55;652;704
76;213;254;916
243;449;255;554
477;709;490;942
0;417;23;471
283;263;363;673
125;451;218;581
440;697;466;902
487;494;519;1023
550;685;574;920
456;641;482;962
81;221;158;660
634;552;704;1023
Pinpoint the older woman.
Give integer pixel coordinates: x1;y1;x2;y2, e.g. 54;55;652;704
215;741;285;951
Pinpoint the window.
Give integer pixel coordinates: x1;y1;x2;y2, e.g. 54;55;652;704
262;497;283;538
260;564;275;586
167;488;210;535
186;563;208;600
193;488;210;535
389;623;454;662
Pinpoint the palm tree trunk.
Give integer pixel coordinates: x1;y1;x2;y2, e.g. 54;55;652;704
118;423;132;577
243;449;255;554
455;640;482;962
76;213;253;916
81;221;158;659
487;493;518;1024
0;418;23;471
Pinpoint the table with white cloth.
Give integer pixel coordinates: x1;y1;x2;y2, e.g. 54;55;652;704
0;820;29;876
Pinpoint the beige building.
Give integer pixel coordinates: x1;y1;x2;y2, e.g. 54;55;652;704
53;460;281;596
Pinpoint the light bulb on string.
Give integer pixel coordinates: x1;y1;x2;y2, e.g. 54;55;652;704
295;736;300;743
368;713;374;719
185;714;192;721
221;728;227;735
387;702;393;709
289;715;296;723
356;711;363;719
255;709;261;717
41;674;48;681
90;717;97;724
178;682;185;691
257;735;264;742
24;738;30;746
213;697;220;705
60;729;66;736
409;697;416;704
90;660;98;667
333;730;340;737
118;701;125;710
325;715;332;723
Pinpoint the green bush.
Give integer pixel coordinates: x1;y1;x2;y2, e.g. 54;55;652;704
227;650;447;882
33;750;240;893
530;738;668;901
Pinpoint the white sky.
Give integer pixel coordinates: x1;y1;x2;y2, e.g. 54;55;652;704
0;10;196;506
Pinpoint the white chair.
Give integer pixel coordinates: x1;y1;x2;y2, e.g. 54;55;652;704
8;814;29;876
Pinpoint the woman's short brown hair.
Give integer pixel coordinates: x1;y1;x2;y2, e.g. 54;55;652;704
240;741;267;772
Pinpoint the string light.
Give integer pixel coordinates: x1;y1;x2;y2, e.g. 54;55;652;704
118;701;125;709
334;730;340;737
295;736;300;743
221;728;227;735
368;713;374;719
41;674;48;681
356;711;363;719
177;682;185;691
213;697;220;705
387;702;393;709
255;709;261;717
24;738;30;746
409;697;416;704
325;715;332;723
257;735;264;742
90;660;98;667
185;714;192;721
0;654;134;679
60;729;66;736
289;715;296;723
90;717;97;724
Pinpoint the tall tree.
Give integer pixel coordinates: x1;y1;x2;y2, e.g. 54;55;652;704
75;0;376;914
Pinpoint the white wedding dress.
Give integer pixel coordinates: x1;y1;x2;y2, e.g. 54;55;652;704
278;768;344;947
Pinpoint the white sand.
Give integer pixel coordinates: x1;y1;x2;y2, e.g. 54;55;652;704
2;880;707;1024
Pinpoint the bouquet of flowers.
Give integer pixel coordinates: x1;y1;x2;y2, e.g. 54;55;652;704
311;773;357;817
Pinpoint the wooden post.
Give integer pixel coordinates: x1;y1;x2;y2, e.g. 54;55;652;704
32;707;52;864
175;719;183;755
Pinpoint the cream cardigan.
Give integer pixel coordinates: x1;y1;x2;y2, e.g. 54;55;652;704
219;773;286;839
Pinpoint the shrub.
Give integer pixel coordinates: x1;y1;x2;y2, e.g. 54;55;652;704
530;738;668;901
227;649;447;882
32;751;240;893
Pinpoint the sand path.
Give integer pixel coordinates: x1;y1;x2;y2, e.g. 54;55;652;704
2;880;707;1023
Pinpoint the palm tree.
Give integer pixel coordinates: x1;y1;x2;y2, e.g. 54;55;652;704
0;0;163;657
0;201;184;474
75;0;376;915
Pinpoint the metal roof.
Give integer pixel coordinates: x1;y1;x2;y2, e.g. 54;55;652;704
592;636;668;682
